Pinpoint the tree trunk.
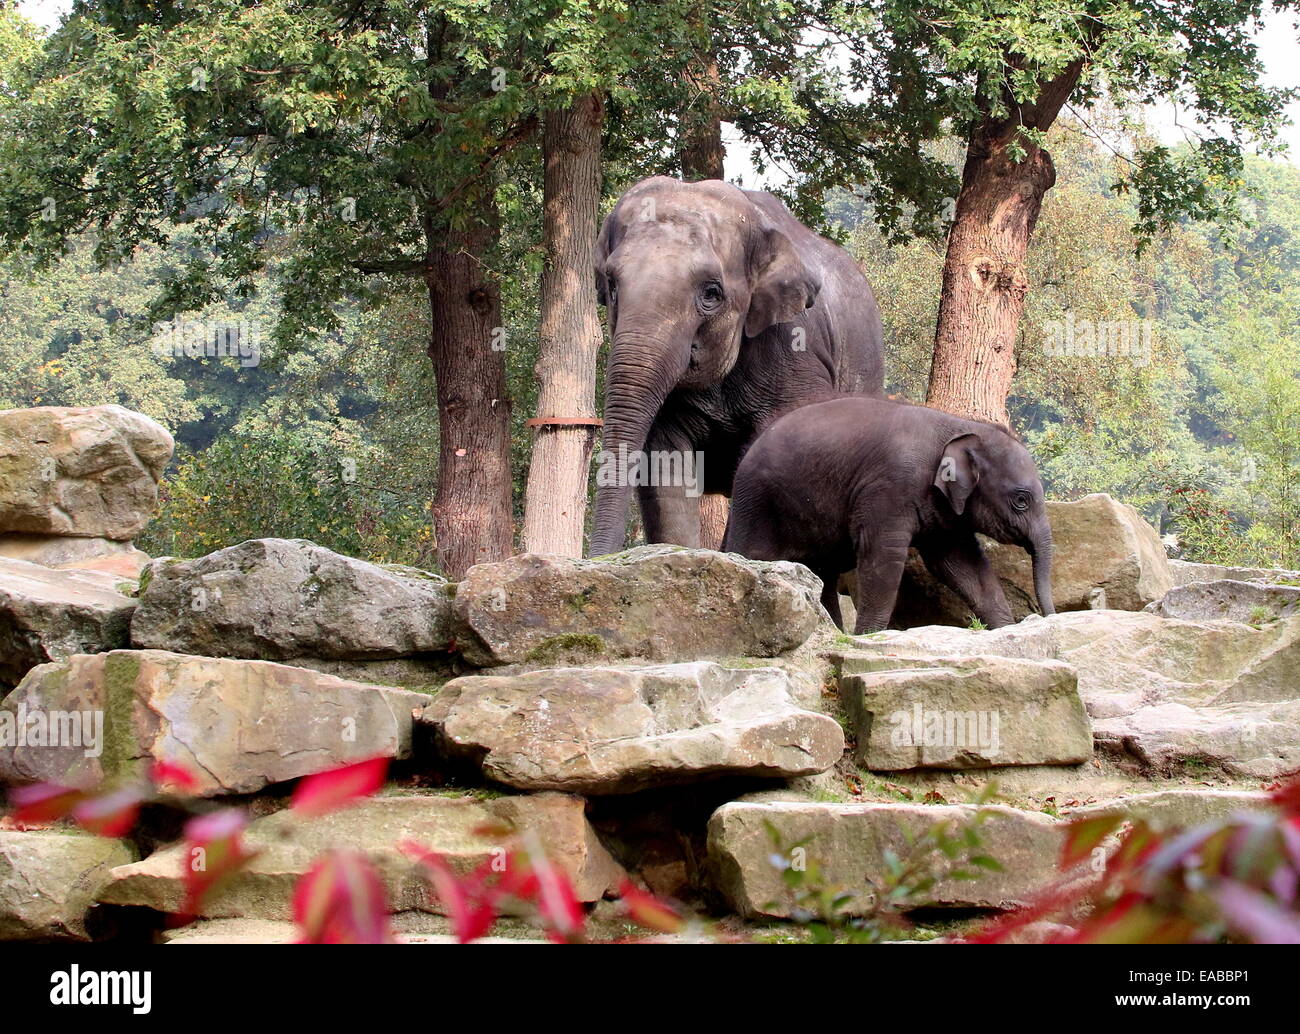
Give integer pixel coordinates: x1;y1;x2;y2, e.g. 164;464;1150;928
698;494;729;550
522;93;605;557
927;64;1084;425
679;9;725;181
426;219;514;578
680;21;729;544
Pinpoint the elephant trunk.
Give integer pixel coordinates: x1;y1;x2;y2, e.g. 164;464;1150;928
1027;524;1056;617
588;321;691;556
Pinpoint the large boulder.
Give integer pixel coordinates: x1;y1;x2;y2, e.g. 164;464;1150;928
130;538;454;662
707;800;1065;918
0;556;135;689
0;533;150;578
451;546;824;667
420;661;844;794
99;792;624;919
0;405;173;540
838;655;1091;770
890;493;1172;628
0;830;135;941
1062;789;1272;832
0;650;431;794
1169;559;1300;588
1145;579;1300;624
838;611;1300;778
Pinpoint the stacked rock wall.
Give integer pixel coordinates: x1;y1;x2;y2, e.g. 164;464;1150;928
0;405;1293;942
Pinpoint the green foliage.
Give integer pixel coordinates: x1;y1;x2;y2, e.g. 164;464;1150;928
139;426;436;566
842;115;1299;570
764;784;1002;943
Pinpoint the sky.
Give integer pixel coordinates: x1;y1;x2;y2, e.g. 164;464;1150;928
15;0;1300;190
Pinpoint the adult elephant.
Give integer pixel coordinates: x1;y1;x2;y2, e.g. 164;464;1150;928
588;177;884;556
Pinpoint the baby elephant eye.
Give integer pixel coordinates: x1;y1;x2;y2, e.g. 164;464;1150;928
1012;492;1032;512
699;281;725;306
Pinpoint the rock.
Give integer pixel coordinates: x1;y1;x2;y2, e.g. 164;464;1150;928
0;405;173;540
707;801;1064;917
452;546;824;667
890;493;1172;628
839;610;1300;778
1001;920;1076;944
0;650;431;795
130;538;454;661
99;792;624;919
160;918;545;944
839;655;1091;770
163;919;300;944
992;494;1171;612
1063;789;1272;832
287;656;452;692
57;552;150;580
420;662;844;794
0;556;136;689
0;830;135;940
836;616;1063;664
1169;559;1300;588
1145;580;1300;623
0;533;150;578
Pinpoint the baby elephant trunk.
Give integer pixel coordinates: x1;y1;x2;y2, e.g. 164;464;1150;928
1027;526;1056;617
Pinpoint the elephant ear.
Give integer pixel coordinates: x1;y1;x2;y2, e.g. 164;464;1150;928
745;224;820;338
933;433;981;516
593;210;615;307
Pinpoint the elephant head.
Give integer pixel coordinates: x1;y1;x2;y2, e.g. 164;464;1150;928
588;177;821;555
932;429;1056;616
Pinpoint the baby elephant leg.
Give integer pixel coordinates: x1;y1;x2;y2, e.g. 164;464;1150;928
919;533;1015;628
813;566;844;630
850;530;911;634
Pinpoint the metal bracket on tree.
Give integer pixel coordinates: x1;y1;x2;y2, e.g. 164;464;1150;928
525;416;604;430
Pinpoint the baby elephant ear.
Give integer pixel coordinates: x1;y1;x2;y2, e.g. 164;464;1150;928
933;433;981;515
745;226;820;338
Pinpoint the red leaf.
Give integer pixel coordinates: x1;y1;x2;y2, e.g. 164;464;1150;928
71;785;143;838
291;757;388;818
401;841;499;943
617;879;685;934
527;849;584;944
1215;882;1300;944
180;808;257;918
294;849;393;944
1268;776;1300;818
1060;813;1124;870
8;783;86;825
150;759;200;794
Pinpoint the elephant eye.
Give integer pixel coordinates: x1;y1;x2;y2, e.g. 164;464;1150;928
1012;491;1031;512
698;281;725;311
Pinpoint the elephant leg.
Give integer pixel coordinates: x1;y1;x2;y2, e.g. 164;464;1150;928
638;483;702;547
636;422;707;547
919;533;1014;628
814;566;844;630
850;527;912;635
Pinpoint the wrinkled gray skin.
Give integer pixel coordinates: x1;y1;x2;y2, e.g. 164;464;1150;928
588;177;883;556
722;396;1056;634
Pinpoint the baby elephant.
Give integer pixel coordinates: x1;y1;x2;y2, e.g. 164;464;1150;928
722;396;1055;633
